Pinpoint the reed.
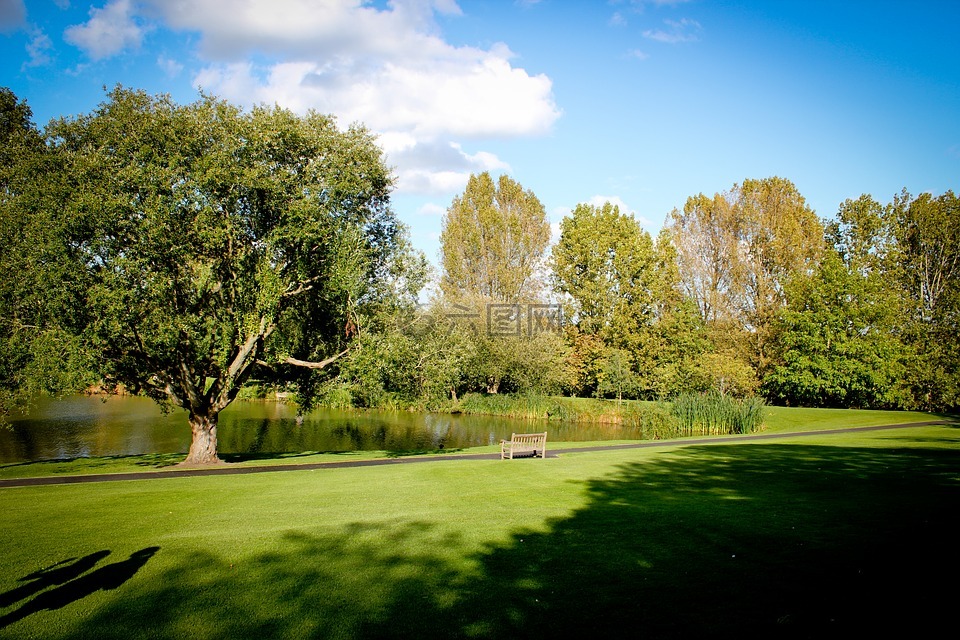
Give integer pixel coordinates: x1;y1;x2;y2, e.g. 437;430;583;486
670;391;766;436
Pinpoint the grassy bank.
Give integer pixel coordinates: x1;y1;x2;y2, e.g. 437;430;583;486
1;423;959;638
451;392;941;435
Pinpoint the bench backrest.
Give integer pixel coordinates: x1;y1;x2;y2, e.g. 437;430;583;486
510;432;546;450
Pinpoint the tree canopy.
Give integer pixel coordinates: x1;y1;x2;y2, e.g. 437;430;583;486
16;87;408;462
440;172;550;303
668;177;824;374
551;201;656;342
4;84;957;429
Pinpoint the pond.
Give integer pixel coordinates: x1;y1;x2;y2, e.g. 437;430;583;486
1;395;641;463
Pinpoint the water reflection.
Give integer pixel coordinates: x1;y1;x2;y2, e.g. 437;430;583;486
1;395;644;463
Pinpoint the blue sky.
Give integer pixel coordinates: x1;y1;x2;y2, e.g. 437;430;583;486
2;0;958;266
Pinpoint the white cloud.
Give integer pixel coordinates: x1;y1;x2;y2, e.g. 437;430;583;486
387;141;510;195
64;0;145;60
585;195;654;227
0;0;25;33
190;46;557;140
157;55;183;78
398;170;471;195
23;27;53;68
152;0;558;195
643;18;701;44
418;202;448;217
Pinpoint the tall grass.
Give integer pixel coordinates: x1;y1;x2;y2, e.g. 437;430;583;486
670;391;766;436
620;403;680;440
458;393;557;420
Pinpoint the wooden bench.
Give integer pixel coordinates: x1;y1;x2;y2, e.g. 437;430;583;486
500;432;547;460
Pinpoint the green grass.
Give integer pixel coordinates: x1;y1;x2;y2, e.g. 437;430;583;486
0;451;394;480
1;423;959;638
762;405;945;432
0;405;947;481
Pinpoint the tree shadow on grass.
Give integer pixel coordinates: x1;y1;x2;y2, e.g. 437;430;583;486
66;443;960;639
0;548;159;630
0;454;184;473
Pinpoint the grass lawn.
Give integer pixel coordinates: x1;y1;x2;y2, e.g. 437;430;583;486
0;405;945;481
762;405;946;432
1;421;958;639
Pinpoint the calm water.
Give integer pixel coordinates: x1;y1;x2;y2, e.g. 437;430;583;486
1;395;640;463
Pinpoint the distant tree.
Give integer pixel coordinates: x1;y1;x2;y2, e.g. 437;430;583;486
763;248;910;408
667;177;824;373
665;190;742;325
890;190;960;411
551;201;657;347
440;172;550;303
29;87;409;463
0;88;95;421
828;194;893;276
891;190;960;322
560;328;607;397
635;228;713;399
596;348;641;405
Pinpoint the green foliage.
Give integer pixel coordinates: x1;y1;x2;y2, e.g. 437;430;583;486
440;172;550;302
890;190;960;412
668;177;824;373
551;201;656;342
595;348;641;404
670;390;766;436
5;86;415;461
763;249;910;408
1;88;97;420
619;402;679;440
458;392;556;420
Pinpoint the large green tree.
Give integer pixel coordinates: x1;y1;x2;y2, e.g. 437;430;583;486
763;248;910;408
551;201;657;345
440;172;550;303
667;177;824;374
1;88;94;421
30;87;407;463
890;190;960;411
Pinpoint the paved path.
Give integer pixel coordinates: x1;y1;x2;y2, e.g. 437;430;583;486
0;420;954;489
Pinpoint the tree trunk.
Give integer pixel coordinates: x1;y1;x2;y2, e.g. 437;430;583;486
183;412;221;465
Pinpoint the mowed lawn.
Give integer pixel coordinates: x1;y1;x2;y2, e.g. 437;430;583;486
1;422;959;639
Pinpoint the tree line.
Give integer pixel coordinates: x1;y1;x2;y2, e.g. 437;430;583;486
332;170;957;415
2;87;957;463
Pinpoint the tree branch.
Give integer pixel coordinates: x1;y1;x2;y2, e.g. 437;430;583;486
283;348;350;370
209;318;276;413
283;276;322;298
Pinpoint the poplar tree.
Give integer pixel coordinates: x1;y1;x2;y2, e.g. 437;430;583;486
440;172;550;303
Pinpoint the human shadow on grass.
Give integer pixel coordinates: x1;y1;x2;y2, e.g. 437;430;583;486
0;547;159;629
0;551;111;609
69;444;960;639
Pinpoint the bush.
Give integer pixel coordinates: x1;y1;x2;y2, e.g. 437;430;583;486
315;383;354;410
